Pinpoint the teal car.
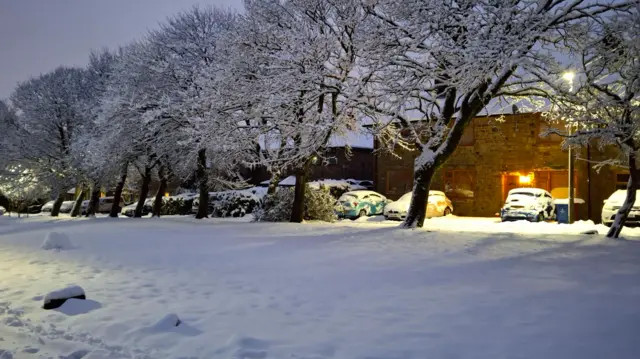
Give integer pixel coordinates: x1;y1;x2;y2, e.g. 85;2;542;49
335;190;388;219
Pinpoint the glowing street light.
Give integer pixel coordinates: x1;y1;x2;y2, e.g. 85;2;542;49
562;71;575;92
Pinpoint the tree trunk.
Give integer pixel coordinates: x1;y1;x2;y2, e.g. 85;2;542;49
267;171;281;195
110;162;128;218
86;186;100;217
607;152;640;238
50;193;65;217
70;186;85;217
134;167;152;218
402;163;438;228
195;149;209;219
290;161;311;223
152;165;168;218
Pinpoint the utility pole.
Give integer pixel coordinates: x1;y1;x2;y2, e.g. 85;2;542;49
563;71;576;224
568;143;575;224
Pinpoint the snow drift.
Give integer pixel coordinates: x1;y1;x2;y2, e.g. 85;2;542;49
41;232;74;251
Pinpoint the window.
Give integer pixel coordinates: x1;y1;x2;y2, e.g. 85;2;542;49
616;173;630;190
327;157;338;165
459;123;475;146
444;170;475;198
538;121;564;143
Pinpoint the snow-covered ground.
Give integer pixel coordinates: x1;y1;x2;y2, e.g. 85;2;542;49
1;215;640;358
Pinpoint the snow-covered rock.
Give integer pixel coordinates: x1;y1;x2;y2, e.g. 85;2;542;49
43;285;86;310
41;232;73;251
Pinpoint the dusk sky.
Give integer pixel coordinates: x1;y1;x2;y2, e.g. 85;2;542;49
0;0;242;100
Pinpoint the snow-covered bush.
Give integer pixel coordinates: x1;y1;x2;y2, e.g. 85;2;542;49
210;190;261;218
305;186;337;222
161;198;194;216
254;185;336;222
253;189;294;222
41;232;74;251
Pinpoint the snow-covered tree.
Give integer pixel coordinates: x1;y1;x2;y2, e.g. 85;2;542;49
540;8;639;238
9;67;89;216
357;0;635;228
228;0;365;222
145;5;241;219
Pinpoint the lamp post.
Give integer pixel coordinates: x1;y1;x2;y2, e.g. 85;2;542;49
563;71;576;223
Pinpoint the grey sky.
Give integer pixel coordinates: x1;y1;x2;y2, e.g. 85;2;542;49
0;0;242;100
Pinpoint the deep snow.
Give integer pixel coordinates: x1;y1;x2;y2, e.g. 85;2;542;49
1;215;640;358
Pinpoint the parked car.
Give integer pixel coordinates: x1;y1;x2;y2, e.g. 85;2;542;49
335;190;388;219
0;206;5;216
58;201;76;214
601;189;640;227
121;199;154;217
500;188;555;222
384;191;453;221
40;200;55;213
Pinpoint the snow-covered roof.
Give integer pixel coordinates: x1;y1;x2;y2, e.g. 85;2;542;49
259;130;373;150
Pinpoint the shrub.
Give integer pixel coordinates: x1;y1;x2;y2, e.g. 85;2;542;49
210;190;260;218
161;198;194;216
305;185;337;222
253;188;293;222
254;185;336;222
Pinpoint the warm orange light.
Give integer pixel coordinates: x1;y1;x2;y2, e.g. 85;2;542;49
164;192;170;197
519;174;533;185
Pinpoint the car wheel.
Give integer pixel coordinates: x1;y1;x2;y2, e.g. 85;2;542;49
444;207;452;216
534;213;543;222
358;209;367;218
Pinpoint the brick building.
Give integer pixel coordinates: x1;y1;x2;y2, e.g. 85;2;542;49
373;112;625;223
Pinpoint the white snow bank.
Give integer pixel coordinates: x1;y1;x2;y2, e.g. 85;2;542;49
354;215;387;223
41;232;74;251
153;313;181;329
44;285;85;304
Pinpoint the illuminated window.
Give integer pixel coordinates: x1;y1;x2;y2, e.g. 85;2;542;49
444;170;475;198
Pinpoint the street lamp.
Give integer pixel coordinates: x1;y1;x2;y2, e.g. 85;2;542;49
563;71;576;223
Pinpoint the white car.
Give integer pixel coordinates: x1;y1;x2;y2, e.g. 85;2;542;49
383;191;454;221
121;198;154;217
500;188;555;222
59;201;76;213
601;190;640;226
40;200;55;213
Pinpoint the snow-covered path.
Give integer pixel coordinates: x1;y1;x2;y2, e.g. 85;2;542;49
1;217;640;358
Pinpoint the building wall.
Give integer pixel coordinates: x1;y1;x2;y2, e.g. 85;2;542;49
243;147;374;185
375;112;623;222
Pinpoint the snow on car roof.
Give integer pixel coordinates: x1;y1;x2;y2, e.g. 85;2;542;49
343;190;384;198
508;188;548;195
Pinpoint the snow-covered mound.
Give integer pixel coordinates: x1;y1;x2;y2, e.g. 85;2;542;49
43;285;86;310
41;232;73;251
153;313;181;329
